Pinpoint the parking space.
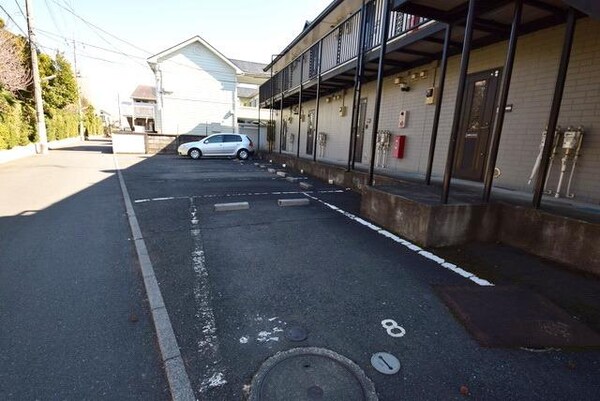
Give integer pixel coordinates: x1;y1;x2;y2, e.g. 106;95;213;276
119;154;600;401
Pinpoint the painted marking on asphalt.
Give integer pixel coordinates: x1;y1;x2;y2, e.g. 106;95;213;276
113;155;196;401
134;189;347;204
381;319;406;338
257;331;280;343
302;192;494;287
189;198;227;392
240;314;288;346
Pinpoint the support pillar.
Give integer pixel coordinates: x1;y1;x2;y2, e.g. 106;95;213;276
367;0;392;185
532;8;576;208
297;55;304;158
279;94;284;153
482;0;522;202
441;0;477;203
314;42;323;162
425;24;451;185
348;0;368;171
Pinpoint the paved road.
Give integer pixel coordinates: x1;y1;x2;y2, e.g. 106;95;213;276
117;151;600;400
0;140;168;400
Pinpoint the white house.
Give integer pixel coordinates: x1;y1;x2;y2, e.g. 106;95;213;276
146;36;269;140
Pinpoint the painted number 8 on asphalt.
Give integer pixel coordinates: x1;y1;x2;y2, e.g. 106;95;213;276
381;319;406;338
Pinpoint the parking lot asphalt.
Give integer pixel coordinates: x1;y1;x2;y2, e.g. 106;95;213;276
119;153;600;401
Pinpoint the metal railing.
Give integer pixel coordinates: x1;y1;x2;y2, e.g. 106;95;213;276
259;0;430;104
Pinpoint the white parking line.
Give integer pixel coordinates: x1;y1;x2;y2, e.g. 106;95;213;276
134;189;347;204
302;192;494;287
189;198;227;392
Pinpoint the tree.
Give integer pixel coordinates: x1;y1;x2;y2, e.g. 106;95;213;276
40;53;78;110
0;28;31;93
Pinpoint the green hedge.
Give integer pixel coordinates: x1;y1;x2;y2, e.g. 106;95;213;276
46;107;79;141
0;91;34;150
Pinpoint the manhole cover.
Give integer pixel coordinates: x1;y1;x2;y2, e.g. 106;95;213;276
286;326;308;342
370;352;401;375
249;347;378;401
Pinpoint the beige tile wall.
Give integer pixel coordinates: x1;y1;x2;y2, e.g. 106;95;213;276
274;18;600;203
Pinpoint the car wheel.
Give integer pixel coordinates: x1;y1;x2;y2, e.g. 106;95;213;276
188;148;202;160
237;149;249;160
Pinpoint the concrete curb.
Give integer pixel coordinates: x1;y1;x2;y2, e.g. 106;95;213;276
276;171;287;177
214;202;250;211
113;155;196;401
278;198;310;207
299;182;313;190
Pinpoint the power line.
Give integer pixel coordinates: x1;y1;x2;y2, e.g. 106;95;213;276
33;27;248;85
46;1;149;70
43;0;65;39
49;0;150;55
0;4;28;36
35;27;148;68
13;0;25;19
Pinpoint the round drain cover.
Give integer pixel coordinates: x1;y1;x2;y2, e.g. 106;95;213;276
250;347;378;401
370;352;400;375
286;326;308;342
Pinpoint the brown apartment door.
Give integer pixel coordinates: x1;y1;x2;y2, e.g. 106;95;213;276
454;68;501;181
306;110;315;155
354;98;368;163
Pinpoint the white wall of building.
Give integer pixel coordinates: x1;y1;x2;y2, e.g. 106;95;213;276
157;42;237;135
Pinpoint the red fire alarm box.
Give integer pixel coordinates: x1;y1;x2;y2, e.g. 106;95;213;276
393;135;406;158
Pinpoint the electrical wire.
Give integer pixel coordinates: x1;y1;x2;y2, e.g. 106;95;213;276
0;4;28;36
13;0;25;19
33;27;248;86
49;0;150;55
43;0;65;39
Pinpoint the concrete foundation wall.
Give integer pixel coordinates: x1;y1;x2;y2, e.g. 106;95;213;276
362;184;600;275
266;152;600;276
499;205;600;276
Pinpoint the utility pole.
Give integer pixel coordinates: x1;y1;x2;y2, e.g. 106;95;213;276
24;0;48;154
73;39;85;140
117;93;122;130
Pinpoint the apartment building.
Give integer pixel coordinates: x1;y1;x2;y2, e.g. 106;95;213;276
259;0;600;273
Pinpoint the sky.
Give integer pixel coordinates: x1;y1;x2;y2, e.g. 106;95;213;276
1;0;333;117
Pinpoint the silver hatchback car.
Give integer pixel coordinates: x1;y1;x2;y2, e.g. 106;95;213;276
178;133;254;160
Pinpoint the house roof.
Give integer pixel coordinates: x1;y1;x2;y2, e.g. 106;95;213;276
230;59;269;77
131;85;156;101
146;35;243;74
147;36;270;78
237;87;259;98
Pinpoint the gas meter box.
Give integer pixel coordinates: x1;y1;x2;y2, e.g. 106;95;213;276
393;135;406;159
562;129;582;149
317;132;327;144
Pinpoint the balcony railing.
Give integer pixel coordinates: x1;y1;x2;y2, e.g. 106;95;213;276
260;0;429;104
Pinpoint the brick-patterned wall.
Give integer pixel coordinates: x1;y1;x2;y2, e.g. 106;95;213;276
274;17;600;203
